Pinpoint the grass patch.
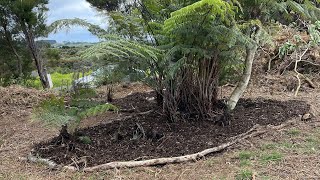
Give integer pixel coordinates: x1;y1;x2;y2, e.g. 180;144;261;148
240;159;251;167
239;151;253;160
26;71;92;89
72;88;98;99
238;151;254;167
261;143;277;150
286;128;300;136
300;136;320;154
260;152;283;163
235;169;253;180
205;158;216;167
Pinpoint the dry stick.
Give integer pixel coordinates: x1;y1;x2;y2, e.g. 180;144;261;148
294;48;309;96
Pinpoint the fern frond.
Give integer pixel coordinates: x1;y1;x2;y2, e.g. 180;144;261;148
48;18;107;38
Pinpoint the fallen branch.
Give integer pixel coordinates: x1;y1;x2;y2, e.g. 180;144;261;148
19;154;65;170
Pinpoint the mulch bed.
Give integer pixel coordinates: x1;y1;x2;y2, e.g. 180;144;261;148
33;93;310;167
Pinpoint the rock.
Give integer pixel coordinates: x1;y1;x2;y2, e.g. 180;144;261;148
301;113;312;121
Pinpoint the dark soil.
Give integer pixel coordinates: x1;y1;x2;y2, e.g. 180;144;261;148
34;93;310;167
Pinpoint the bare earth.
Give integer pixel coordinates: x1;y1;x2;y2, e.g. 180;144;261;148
0;80;320;180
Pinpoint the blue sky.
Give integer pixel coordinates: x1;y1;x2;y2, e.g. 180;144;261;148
46;0;107;43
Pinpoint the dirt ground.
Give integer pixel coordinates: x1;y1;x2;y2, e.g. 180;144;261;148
1;80;320;180
34;94;309;167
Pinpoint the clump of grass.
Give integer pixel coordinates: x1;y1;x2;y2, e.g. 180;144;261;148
238;151;254;167
72;88;98;99
260;152;283;163
300;136;320;154
261;143;277;150
286;128;300;136
279;142;300;149
235;169;253;180
239;151;253;160
205;158;216;167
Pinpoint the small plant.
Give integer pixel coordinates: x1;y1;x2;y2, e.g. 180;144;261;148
261;143;277;150
78;104;119;119
70;99;102;109
235;169;254;180
260;152;283;163
279;41;296;58
32;96;74;127
72;88;98;99
239;151;253;160
238;151;254;167
78;136;92;144
286;128;300;136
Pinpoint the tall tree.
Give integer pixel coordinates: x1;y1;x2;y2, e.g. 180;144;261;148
0;0;50;88
0;1;22;76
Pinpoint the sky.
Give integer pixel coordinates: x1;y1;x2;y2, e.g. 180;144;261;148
46;0;107;43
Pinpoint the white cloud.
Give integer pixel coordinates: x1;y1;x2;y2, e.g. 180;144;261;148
45;0;108;42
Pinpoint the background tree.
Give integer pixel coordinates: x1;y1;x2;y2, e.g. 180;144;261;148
0;0;50;88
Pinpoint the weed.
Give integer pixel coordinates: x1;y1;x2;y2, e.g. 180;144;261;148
205;159;216;167
239;151;253;160
279;142;300;149
260;152;283;163
70;99;102;109
261;143;277;150
300;136;320;154
235;169;253;180
238;151;254;167
72;88;98;99
32;96;74;127
240;159;251;167
78;104;119;119
286;128;300;136
78;136;92;144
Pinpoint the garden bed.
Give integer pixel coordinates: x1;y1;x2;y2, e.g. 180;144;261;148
33;92;310;169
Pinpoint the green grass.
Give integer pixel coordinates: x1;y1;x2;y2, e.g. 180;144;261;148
286;128;301;136
26;71;92;89
235;169;253;180
261;143;277;150
238;151;254;167
260;152;283;163
239;151;253;160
